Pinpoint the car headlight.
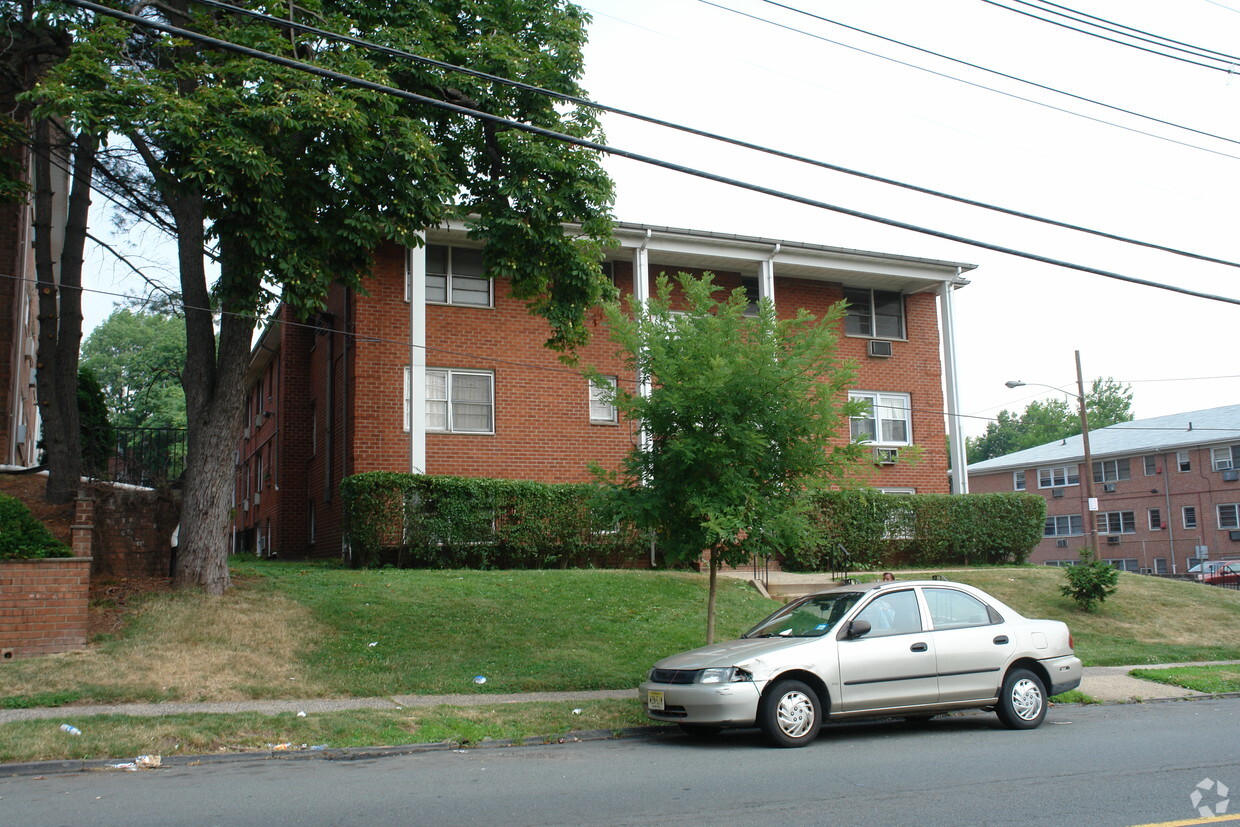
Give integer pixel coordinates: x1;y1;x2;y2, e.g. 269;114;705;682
698;667;751;684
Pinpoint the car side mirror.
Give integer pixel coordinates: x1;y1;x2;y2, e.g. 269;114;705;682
843;619;871;639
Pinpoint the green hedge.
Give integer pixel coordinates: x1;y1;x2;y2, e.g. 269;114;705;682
0;492;72;560
783;489;1045;572
340;472;645;569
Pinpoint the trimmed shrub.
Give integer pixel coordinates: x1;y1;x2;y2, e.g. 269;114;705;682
782;490;1045;572
0;493;72;560
340;472;645;569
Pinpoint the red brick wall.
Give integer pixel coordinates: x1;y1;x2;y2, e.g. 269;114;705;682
970;445;1240;572
249;243;953;559
0;557;90;659
87;487;178;579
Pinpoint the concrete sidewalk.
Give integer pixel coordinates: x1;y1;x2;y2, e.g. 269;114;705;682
2;664;1234;726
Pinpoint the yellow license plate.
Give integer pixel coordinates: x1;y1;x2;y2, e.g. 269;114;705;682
646;690;665;711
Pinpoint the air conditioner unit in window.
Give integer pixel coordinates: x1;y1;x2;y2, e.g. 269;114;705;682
1223;469;1240;482
253;492;261;507
1230;530;1240;541
1106;535;1121;545
1051;488;1064;498
1055;539;1068;548
867;340;893;358
242;499;250;512
1103;483;1116;493
872;447;899;465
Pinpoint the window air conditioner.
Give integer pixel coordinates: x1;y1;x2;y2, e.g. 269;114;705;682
867;340;893;358
1223;469;1240;482
253;492;261;507
1230;530;1240;541
872;447;899;465
1051;488;1064;498
1106;535;1121;545
242;499;250;512
1103;483;1116;493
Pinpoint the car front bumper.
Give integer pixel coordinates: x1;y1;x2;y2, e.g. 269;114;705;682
1041;654;1083;696
639;679;763;726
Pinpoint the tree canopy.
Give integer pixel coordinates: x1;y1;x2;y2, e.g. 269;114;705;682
81;306;187;430
15;0;616;592
967;377;1134;464
593;273;863;642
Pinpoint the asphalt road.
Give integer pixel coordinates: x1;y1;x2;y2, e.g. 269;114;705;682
3;699;1238;826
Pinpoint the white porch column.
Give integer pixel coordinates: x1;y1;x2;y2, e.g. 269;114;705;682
760;243;779;309
939;276;969;494
633;230;652;403
408;238;427;473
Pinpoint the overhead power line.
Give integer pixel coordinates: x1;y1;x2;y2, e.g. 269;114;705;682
58;0;1240;309
167;0;1240;272
741;0;1240;155
978;0;1240;71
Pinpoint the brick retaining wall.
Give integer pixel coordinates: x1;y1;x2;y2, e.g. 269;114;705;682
0;556;91;659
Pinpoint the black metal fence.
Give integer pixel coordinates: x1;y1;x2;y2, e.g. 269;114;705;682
83;426;188;488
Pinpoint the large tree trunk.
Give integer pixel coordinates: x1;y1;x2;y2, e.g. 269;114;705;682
168;195;254;594
31;120;96;503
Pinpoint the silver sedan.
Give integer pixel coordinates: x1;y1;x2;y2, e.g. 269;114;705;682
639;580;1082;747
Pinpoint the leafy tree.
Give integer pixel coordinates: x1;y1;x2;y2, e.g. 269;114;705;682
593;273;863;643
967;377;1135;464
23;0;614;593
81;307;187;430
77;366;113;477
1060;550;1119;611
0;3;99;504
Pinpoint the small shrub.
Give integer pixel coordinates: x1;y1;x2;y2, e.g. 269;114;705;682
1059;550;1119;611
0;493;72;559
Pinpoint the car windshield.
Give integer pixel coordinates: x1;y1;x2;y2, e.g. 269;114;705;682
744;592;864;638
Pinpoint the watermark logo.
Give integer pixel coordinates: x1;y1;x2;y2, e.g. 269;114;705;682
1190;778;1230;818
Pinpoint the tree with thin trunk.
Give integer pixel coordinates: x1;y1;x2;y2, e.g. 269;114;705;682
592;273;864;643
23;0;614;592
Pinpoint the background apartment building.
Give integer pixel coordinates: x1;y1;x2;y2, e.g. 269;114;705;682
968;404;1240;574
233;221;975;560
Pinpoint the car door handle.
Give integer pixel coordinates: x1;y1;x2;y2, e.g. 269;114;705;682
993;635;1010;645
910;642;928;652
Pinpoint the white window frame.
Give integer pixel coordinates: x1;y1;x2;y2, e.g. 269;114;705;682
849;391;912;447
1093;458;1130;483
1218;503;1240;531
1183;506;1198;530
1211;445;1240;472
1148;508;1162;531
1177;451;1191;472
1044;514;1083;537
1097;510;1136;535
425;244;493;308
1143;455;1158;476
1013;470;1026;492
404;367;495;434
1037;465;1079;488
589;376;618;424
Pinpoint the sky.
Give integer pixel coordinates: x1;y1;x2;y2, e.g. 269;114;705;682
575;0;1240;437
79;0;1240;441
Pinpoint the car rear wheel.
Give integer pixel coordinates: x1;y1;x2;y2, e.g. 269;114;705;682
995;668;1047;729
759;679;822;748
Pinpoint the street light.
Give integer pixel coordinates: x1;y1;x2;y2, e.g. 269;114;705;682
1006;350;1098;556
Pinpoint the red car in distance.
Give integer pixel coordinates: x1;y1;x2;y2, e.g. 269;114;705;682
1202;562;1240;586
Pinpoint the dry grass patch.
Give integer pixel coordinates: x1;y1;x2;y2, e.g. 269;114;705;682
1;584;335;704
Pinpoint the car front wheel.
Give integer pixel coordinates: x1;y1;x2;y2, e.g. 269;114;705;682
995;668;1047;729
758;679;822;748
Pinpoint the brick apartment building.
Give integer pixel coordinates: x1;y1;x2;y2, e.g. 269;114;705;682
967;404;1240;574
232;221;976;560
0;117;57;470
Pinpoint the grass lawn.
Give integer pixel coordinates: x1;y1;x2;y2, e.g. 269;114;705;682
4;560;1240;763
1128;665;1240;694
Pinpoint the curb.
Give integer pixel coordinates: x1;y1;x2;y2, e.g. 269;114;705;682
8;694;1240;778
0;725;677;779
